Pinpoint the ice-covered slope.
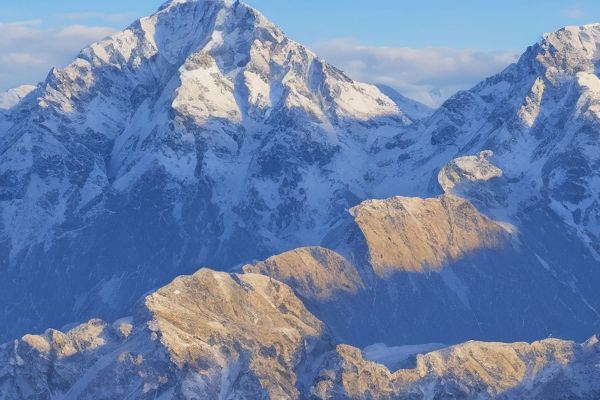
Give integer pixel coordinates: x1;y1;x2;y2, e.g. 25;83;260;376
375;84;434;121
0;0;420;340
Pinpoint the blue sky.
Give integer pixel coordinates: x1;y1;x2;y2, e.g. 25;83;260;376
1;0;600;105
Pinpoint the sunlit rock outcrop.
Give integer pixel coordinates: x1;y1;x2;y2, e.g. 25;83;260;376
350;194;509;275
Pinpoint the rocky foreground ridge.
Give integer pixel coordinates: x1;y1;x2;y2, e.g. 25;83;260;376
1;268;599;399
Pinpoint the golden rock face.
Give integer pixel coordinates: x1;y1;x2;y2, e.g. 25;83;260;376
243;246;364;301
20;319;110;360
315;337;592;399
350;194;509;276
2;265;600;399
144;269;328;398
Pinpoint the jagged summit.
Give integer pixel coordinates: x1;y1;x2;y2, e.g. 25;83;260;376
540;23;600;50
43;0;404;130
521;23;600;80
406;22;600;155
161;0;240;7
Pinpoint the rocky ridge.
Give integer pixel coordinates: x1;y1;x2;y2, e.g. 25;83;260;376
2;268;600;399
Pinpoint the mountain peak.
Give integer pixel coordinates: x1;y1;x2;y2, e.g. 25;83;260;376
375;84;433;120
160;0;241;9
529;23;600;78
42;0;402;129
542;23;600;40
156;0;268;28
0;0;416;340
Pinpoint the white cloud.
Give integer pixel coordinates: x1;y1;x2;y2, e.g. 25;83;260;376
0;21;117;91
1;20;43;27
314;38;519;107
0;53;44;65
60;12;136;23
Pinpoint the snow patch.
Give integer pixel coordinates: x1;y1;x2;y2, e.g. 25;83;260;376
363;343;446;371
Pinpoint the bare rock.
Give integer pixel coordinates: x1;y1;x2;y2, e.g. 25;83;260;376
243;246;364;301
350;194;510;276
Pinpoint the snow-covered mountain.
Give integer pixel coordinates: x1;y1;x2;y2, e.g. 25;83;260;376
0;0;425;340
4;3;600;398
238;24;600;348
304;24;600;346
384;24;600;211
0;85;37;133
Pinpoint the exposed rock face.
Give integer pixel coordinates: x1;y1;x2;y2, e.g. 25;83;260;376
315;338;600;399
437;150;503;195
0;269;332;399
243;247;370;348
145;270;329;398
243;246;364;301
349;194;509;275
